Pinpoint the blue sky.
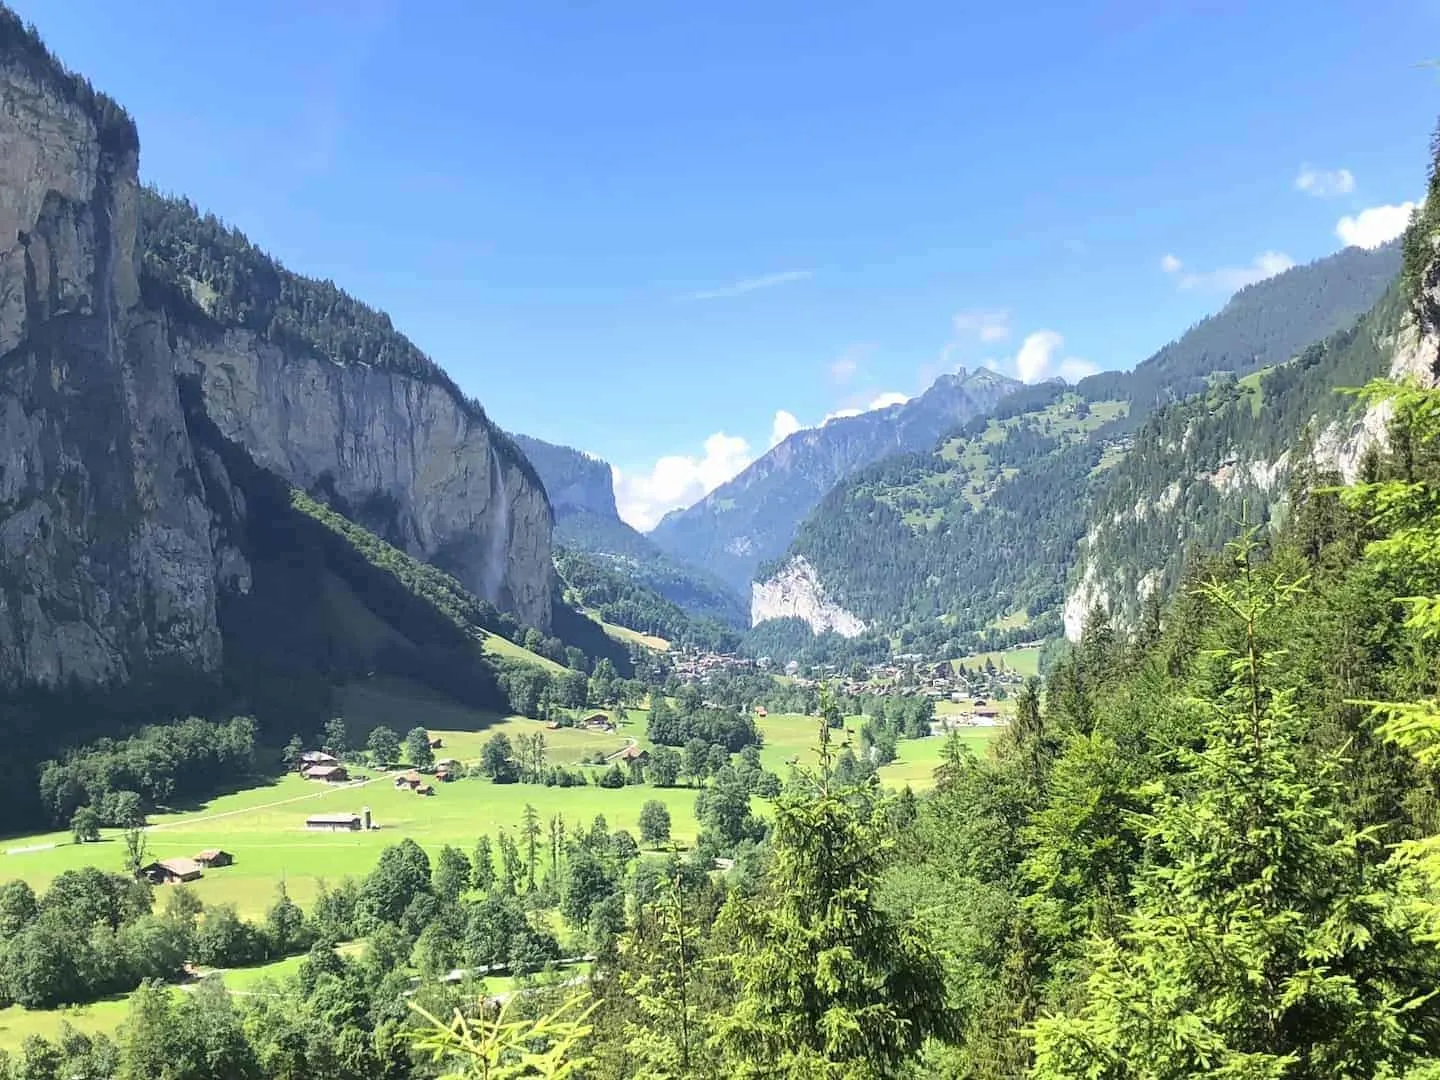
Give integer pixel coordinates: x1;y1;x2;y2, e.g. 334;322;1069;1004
15;0;1439;527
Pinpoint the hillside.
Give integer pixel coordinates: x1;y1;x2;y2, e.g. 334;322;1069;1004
510;433;749;627
761;241;1402;655
1065;279;1413;636
648;367;1021;593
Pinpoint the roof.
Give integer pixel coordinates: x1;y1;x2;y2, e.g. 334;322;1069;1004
194;849;230;861
304;764;346;778
306;813;360;825
301;750;338;762
611;744;649;762
157;857;203;877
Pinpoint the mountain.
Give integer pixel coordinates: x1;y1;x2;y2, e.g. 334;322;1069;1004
0;15;630;763
1065;278;1419;636
759;240;1403;654
510;433;749;628
647;367;1021;594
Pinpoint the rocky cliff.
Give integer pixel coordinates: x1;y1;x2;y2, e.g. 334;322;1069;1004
751;557;866;637
0;21;554;690
0;49;222;687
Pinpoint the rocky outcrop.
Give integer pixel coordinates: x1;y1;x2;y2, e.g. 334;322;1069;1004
178;331;553;629
752;556;866;637
0;63;221;686
0;37;554;689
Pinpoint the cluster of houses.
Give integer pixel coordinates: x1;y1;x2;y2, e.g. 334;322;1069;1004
141;848;234;885
669;648;757;682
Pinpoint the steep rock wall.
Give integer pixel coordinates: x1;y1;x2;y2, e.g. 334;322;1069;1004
177;330;553;630
0;66;221;687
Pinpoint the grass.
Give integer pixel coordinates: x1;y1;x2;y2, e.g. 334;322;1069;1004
479;631;569;675
596;619;670;653
947;646;1041;679
0;699;999;1050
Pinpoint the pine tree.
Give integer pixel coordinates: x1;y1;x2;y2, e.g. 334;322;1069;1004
1030;532;1440;1078
711;713;954;1077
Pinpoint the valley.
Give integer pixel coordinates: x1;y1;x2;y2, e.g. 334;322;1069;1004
2;3;1440;1077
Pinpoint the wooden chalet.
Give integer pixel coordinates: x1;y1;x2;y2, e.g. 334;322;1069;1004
141;858;203;885
193;849;233;868
303;763;348;783
608;744;650;765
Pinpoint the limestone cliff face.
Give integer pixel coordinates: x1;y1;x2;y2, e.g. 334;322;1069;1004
0;48;555;690
751;556;866;637
0;65;220;686
177;330;553;630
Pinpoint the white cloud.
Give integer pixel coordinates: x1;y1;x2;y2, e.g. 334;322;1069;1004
1295;164;1356;198
952;309;1011;343
613;432;753;530
829;356;858;384
688;269;812;301
868;391;910;410
770;409;802;447
1164;250;1296;292
822;407;864;424
1335;201;1419;250
987;330;1093;385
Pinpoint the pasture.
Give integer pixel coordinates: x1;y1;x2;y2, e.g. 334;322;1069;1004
0;698;998;1050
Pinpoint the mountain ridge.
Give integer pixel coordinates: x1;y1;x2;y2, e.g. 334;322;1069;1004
647;366;1022;593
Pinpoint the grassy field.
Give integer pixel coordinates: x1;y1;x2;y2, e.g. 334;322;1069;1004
947;646;1041;679
0;703;997;1050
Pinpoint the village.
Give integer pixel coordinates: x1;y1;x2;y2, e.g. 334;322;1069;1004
667;644;1032;706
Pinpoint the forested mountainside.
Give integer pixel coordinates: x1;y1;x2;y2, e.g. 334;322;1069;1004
1078;240;1402;414
763;239;1402;655
512;433;749;627
0;11;624;823
1066;280;1411;636
648;367;1020;594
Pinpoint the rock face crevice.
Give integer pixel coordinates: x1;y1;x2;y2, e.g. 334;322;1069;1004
0;58;554;690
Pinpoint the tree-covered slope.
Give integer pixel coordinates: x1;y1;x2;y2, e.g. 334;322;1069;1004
775;386;1129;655
648;368;1021;594
1078;240;1401;416
1065;279;1410;636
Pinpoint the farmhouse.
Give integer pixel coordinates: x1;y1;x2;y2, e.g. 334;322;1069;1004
754;706;768;718
608;745;650;765
306;813;362;832
427;734;444;749
193;849;233;868
141;858;203;885
298;750;339;770
303;764;348;782
582;713;614;732
394;770;424;789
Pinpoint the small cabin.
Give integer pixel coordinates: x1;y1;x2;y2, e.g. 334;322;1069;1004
754;706;768;718
303;764;348;783
141;858;203;885
426;735;444;749
394;770;424;789
193;849;233;869
609;745;650;765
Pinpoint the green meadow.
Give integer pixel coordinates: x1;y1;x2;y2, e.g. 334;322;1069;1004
0;686;998;1050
